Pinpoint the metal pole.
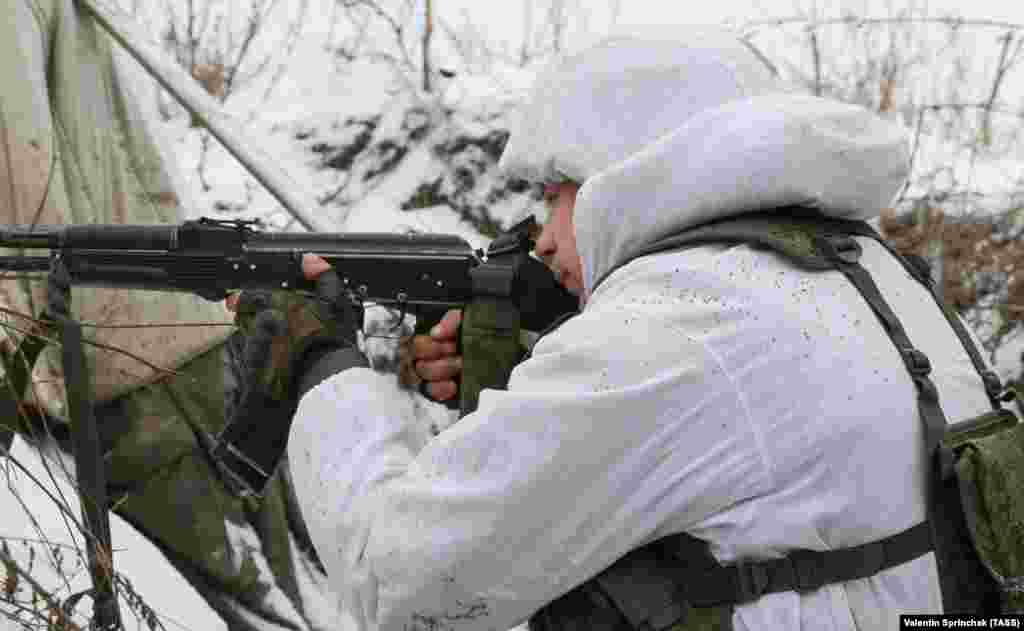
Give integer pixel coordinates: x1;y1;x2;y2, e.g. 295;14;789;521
79;0;334;233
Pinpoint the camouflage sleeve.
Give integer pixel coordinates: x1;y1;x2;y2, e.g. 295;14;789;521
15;333;340;630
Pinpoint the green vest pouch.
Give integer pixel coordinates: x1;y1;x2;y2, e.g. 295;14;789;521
948;410;1024;612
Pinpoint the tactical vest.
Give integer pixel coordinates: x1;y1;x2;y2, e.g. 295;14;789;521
525;208;1019;631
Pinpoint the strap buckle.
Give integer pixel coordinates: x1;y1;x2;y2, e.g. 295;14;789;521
899;347;932;377
980;370;1012;403
821;234;863;264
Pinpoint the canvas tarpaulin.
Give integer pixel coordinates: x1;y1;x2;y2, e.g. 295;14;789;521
0;3;346;629
0;0;233;416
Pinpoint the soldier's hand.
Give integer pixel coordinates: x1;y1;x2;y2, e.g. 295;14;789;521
226;254;363;402
400;309;462;402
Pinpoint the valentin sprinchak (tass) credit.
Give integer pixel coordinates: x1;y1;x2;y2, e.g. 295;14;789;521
900;615;1024;628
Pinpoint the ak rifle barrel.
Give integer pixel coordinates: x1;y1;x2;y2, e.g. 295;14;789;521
0;256;51;272
0;226;62;249
0;224;475;257
0;225;178;250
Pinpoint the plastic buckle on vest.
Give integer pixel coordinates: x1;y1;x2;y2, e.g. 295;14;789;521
979;370;1010;403
822;234;863;264
735;562;771;603
899;347;932;377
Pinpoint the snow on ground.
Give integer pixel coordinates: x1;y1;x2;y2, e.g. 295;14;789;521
994;331;1024;382
1;438;227;631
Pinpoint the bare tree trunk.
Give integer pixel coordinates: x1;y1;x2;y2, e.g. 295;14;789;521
550;0;564;55
809;28;822;97
186;0;198;73
422;0;433;92
979;31;1017;147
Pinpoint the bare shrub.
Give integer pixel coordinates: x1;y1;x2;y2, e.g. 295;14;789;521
743;7;1024;360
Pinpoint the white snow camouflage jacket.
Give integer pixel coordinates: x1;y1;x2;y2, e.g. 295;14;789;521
288;27;992;631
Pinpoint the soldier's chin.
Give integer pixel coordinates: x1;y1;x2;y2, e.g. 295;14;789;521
562;276;584;302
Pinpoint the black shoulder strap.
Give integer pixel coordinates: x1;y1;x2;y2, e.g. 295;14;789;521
864;229;1009;411
805;228;1000;612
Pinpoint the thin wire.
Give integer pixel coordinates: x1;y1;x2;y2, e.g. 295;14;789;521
742;16;1024;33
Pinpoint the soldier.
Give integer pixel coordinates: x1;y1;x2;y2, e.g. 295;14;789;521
238;26;1006;631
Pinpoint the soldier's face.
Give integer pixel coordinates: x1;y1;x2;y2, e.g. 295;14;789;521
535;181;584;301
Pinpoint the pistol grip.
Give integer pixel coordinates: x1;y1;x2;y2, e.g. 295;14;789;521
414;308;461;411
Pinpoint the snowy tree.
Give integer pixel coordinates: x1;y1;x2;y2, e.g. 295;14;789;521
742;6;1024;382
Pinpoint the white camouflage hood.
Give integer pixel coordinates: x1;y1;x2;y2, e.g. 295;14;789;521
499;26;910;298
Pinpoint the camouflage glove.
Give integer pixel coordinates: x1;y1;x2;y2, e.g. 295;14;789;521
233;270;365;403
215;272;368;496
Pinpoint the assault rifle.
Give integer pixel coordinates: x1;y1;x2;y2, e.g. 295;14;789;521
0;216;576;328
0;216;579;493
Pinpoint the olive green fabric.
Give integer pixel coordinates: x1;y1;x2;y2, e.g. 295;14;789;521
459;297;524;415
0;0;232;416
953;419;1024;613
0;2;336;628
665;607;732;631
102;337;336;629
232;288;358;402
